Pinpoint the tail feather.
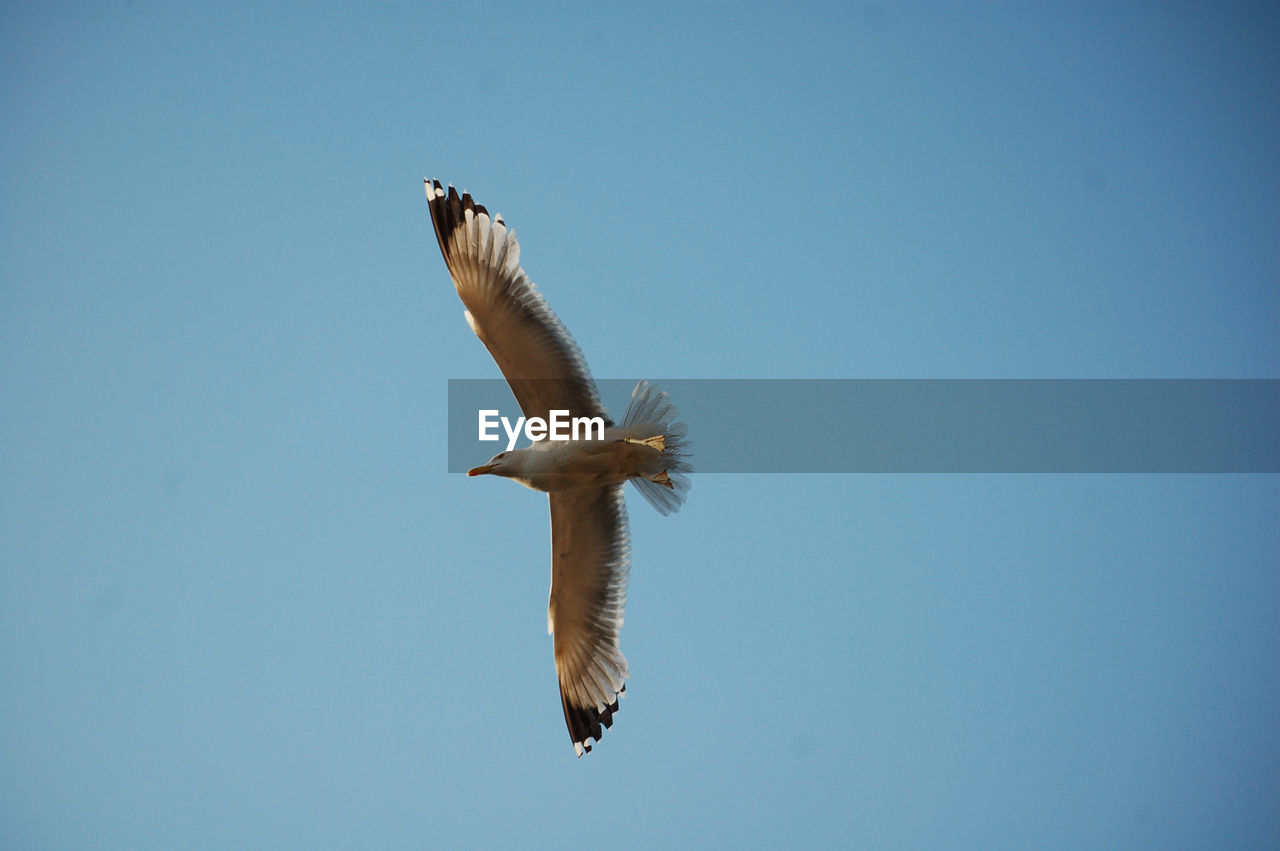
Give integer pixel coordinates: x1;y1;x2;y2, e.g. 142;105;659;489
622;380;692;515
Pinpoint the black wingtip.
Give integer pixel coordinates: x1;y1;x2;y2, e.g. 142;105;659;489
426;179;505;268
562;683;625;757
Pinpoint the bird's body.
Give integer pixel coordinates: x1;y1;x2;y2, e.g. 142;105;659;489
425;178;690;756
469;427;678;494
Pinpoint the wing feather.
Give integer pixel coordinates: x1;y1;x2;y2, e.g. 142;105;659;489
425;179;611;425
548;486;630;756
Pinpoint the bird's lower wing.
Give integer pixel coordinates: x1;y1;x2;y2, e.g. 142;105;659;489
548;486;630;756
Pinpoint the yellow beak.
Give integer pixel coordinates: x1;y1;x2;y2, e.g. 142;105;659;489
467;464;496;477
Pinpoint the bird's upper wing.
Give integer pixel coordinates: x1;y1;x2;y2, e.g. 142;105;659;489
425;179;610;424
548;486;630;756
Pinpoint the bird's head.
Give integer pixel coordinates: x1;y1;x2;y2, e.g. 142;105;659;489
468;451;518;479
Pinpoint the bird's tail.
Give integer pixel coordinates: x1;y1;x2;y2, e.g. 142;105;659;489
621;380;692;515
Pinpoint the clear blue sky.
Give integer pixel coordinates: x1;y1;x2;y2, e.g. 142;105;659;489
3;3;1278;848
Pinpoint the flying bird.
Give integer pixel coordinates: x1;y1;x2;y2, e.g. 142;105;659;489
425;178;691;756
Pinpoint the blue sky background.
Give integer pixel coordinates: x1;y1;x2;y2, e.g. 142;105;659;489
3;2;1278;848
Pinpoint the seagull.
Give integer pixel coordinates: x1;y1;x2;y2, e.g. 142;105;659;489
425;178;691;756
